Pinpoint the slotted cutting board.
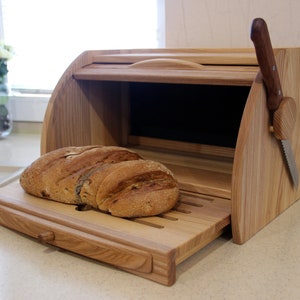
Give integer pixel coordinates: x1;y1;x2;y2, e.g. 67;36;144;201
0;180;230;286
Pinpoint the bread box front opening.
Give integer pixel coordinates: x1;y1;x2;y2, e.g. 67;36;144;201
128;82;250;149
112;81;251;200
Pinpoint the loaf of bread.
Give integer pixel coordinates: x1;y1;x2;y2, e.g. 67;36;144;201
20;145;179;217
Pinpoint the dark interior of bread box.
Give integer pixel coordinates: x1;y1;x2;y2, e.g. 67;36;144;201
127;82;250;149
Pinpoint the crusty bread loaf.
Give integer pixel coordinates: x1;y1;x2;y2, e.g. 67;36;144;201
20;145;179;217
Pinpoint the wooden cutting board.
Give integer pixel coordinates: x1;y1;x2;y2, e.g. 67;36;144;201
0;180;230;286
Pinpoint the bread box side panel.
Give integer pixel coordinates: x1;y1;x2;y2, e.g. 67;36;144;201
232;48;300;244
41;50;125;154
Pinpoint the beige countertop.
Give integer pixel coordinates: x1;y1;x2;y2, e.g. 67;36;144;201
1;134;300;300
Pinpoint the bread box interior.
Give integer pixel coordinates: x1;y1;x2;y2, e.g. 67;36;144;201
1;48;300;286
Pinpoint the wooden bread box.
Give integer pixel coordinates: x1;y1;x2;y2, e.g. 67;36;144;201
1;47;300;286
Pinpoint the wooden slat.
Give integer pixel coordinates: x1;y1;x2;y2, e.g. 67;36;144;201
170;164;231;199
130;147;233;175
74;64;257;86
128;135;235;158
91;50;258;65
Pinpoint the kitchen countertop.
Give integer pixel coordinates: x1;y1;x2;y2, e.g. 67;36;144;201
1;134;300;300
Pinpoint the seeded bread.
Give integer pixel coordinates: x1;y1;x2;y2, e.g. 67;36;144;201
20;145;179;217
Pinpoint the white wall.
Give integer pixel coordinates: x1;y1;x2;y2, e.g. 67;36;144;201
165;0;300;48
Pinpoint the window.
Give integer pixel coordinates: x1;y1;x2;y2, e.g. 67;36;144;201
1;0;163;91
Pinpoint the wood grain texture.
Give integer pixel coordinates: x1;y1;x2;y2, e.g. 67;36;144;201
74;64;256;86
250;18;283;111
273;97;297;140
231;48;300;244
129;58;205;70
0;181;230;286
91;48;258;65
128;135;235;158
31;46;300;282
41;48;259;153
41;50;125;154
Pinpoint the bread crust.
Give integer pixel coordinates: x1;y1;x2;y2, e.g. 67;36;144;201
20;145;179;217
20;146;141;203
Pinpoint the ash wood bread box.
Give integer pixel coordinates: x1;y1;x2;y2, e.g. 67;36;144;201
1;35;300;285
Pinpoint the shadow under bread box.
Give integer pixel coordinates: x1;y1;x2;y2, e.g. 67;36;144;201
2;48;300;286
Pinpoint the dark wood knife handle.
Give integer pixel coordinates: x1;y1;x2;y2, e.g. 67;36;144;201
251;18;282;111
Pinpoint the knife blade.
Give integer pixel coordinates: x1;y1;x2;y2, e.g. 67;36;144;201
251;17;299;188
281;139;299;187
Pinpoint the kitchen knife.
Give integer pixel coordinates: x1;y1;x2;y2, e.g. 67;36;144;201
251;17;298;188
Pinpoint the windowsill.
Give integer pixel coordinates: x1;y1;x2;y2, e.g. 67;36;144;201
9;92;50;122
12;121;43;135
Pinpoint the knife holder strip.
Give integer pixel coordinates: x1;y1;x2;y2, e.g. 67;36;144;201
1;48;300;285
